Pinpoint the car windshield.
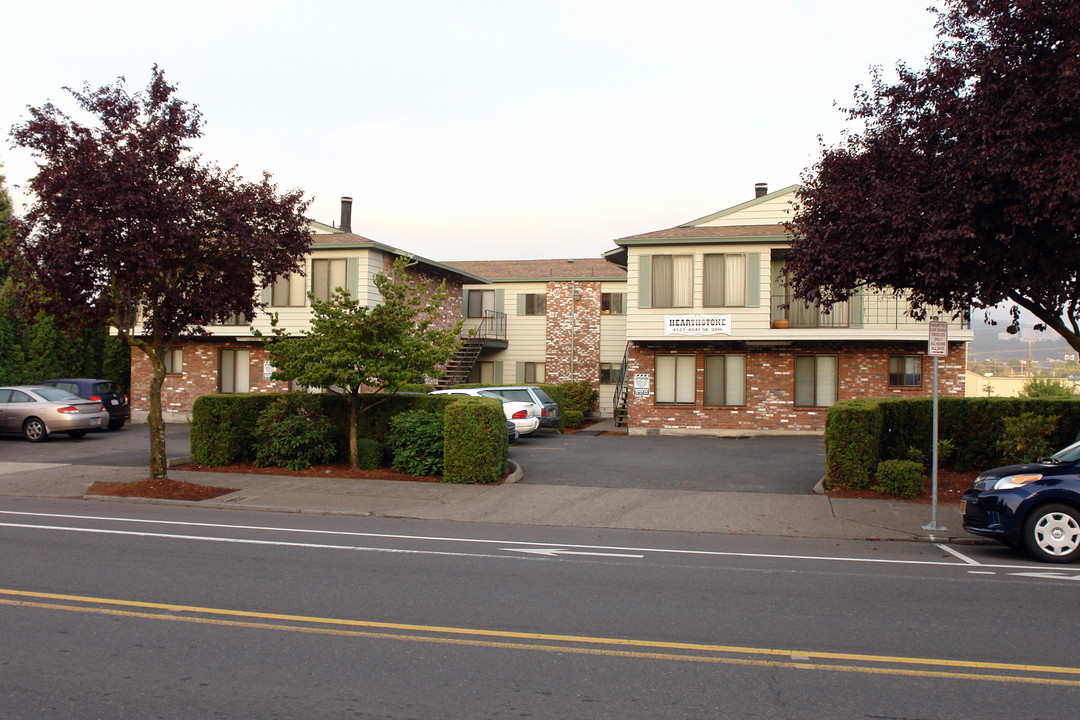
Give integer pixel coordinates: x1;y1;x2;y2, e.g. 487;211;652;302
32;387;85;403
1051;440;1080;463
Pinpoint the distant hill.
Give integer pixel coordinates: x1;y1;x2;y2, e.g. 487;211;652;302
968;316;1076;363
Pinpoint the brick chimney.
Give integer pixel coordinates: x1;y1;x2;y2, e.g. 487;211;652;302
340;197;353;233
755;183;768;198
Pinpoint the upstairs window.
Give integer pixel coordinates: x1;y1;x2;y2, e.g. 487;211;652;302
601;293;625;315
272;272;306;307
523;293;546;316
311;259;348;302
703;254;746;307
651;255;693;308
467;289;495;318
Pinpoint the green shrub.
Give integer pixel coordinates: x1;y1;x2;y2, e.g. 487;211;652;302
996;412;1058;464
560;382;598;416
388;410;445;476
191;394;280;466
1018;377;1079;399
253;396;338;471
904;445;927;468
872;459;926;499
443;397;507;484
355;437;384;471
824;399;883;490
562;409;584;429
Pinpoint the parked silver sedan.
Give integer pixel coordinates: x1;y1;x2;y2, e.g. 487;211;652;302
0;385;109;442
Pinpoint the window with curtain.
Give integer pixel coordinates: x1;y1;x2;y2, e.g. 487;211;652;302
704;355;746;405
311;259;348;302
272;271;307;307
888;355;922;386
703;254;746;307
600;363;623;385
523;294;546;315
655;354;696;403
651;254;693;308
524;362;544;383
794;355;838;407
164;348;183;375
219;349;251;394
601;293;625;314
467;289;495;318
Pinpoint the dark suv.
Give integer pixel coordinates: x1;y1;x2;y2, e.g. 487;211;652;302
37;378;130;430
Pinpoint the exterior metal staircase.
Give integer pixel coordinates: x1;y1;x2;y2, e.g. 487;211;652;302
612;343;630;427
436;337;483;389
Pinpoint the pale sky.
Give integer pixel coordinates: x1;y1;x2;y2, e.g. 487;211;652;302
2;0;942;262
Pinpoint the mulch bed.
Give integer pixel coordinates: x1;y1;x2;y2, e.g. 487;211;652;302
87;477;240;502
825;468;977;503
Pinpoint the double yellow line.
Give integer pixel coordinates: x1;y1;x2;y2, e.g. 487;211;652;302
3;588;1078;686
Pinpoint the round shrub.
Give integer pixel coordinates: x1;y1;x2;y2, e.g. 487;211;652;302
253;396;338;471
388;410;444;476
562;409;584;429
872;459;926;499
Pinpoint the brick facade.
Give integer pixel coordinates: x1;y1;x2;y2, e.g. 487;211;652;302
625;340;966;434
130;262;466;418
544;281;602;387
130;341;289;419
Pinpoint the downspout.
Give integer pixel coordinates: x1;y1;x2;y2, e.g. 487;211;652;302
570;281;576;382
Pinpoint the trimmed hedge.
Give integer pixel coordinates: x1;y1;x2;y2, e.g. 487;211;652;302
825;397;1080;489
191;391;456;467
443;397;508;484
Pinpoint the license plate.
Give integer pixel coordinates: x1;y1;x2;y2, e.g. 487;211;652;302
91;417;100;425
960;500;966;514
110;399;118;405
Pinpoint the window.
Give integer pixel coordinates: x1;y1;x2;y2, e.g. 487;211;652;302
523;294;545;316
467;289;495;318
311;259;348;302
524;362;545;383
164;348;183;375
215;312;246;326
794;355;838;407
704;355;746;405
651;254;693;308
655;354;696;404
220;349;251;393
601;293;625;315
703;254;746;307
600;363;623;385
272;271;306;307
470;361;495;384
889;355;922;387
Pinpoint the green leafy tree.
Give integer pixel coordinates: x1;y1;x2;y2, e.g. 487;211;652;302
264;256;463;469
1018;377;1080;399
785;0;1080;351
7;68;310;478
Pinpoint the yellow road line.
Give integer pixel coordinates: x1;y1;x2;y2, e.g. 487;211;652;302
3;588;1078;686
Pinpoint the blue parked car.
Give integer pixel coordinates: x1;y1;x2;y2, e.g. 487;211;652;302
962;439;1080;562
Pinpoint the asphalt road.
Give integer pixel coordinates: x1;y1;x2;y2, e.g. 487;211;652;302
3;497;1078;719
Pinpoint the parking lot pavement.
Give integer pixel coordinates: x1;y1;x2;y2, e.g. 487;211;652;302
0;423;192;467
509;431;825;494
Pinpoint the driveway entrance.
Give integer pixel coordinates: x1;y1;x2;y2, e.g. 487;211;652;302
509;433;825;494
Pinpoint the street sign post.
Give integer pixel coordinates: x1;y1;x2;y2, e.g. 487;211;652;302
924;320;948;533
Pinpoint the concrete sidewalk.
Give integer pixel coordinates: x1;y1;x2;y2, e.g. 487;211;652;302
0;457;965;543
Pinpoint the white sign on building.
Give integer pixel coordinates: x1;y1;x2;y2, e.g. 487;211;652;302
664;314;732;336
633;372;650;397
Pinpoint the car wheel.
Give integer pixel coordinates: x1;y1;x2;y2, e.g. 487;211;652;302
67;430;88;439
107;418;125;430
23;418;48;443
1023;503;1080;563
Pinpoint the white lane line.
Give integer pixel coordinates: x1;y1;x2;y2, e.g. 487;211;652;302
0;510;1037;571
0;522;522;560
938;544;981;566
503;548;644;558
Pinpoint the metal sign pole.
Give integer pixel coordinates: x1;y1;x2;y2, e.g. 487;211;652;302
924;319;948;532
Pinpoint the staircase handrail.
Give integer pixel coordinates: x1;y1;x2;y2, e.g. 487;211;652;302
612;342;630;411
472;310;507;341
